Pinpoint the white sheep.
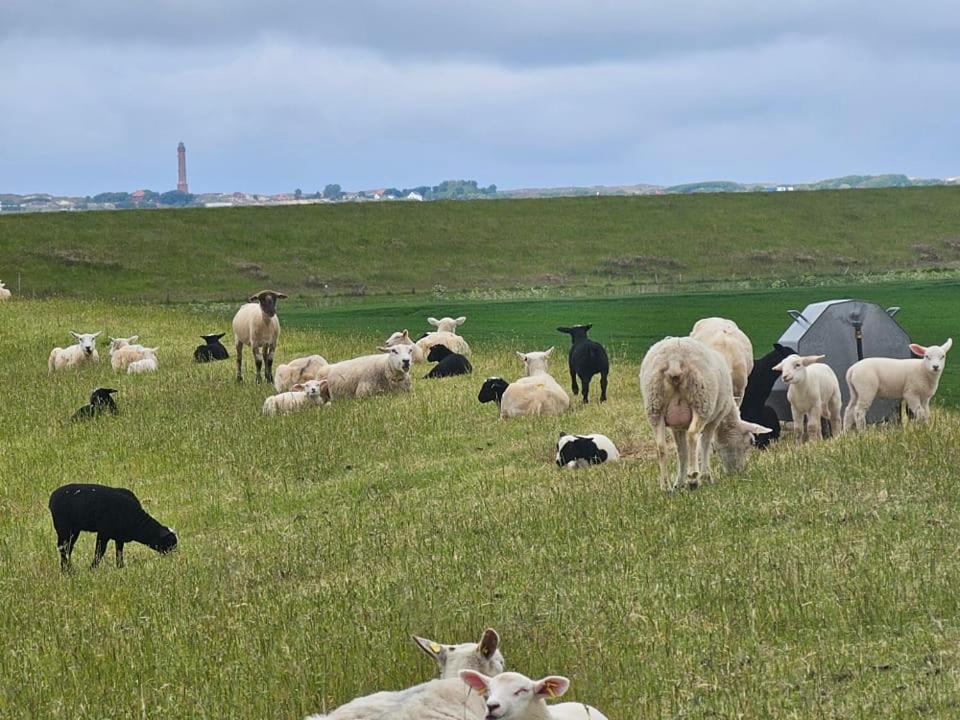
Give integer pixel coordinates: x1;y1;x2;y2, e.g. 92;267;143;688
416;316;472;357
48;331;102;372
232;290;287;383
274;354;330;392
500;348;570;419
324;344;414;400
460;670;610;720
844;338;953;431
108;336;148;372
639;336;772;491
262;380;330;415
0;280;11;301
771;353;842;442
127;347;160;375
689;317;754;404
384;329;426;363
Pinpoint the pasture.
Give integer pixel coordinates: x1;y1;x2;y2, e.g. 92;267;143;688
2;285;959;718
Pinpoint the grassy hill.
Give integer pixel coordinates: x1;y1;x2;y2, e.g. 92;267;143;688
2;187;959;301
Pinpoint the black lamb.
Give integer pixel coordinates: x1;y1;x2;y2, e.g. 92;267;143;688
478;377;509;406
424;344;473;379
49;483;178;571
194;332;229;362
557;324;609;403
71;387;119;421
740;343;791;449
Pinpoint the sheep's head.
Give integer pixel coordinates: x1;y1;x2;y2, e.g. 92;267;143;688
427;344;453;362
150;528;178;555
89;387;118;407
249;290;288;318
384;329;413;347
716;415;774;473
516;347;554;376
557;324;592;341
202;332;226;344
459;670;569;720
478;377;509;405
772;354;825;385
108;335;138;353
292;379;330;403
70;331;102;356
413;628;503;679
911;338;952;374
428;316;466;334
378;343;413;373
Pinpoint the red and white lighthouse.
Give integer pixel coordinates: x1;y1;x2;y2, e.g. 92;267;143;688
177;142;189;193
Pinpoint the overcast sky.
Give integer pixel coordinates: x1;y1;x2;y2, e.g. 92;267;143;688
2;1;958;195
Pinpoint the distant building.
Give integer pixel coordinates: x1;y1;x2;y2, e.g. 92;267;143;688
177;142;189;193
406;191;424;201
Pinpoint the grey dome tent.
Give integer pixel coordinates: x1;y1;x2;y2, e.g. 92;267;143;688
767;299;911;425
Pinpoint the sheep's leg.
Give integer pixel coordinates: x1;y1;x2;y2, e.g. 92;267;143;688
905;393;926;422
652;417;671;491
599;371;608;402
806;409;823;442
57;530;79;571
569;363;579;396
791;405;804;444
91;534;108;568
672;428;689;490
252;346;264;383
264;343;276;384
115;542;124;568
698;423;718;483
580;374;591;404
235;341;244;382
686;412;704;482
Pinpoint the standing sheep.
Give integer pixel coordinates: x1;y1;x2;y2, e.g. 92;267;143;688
71;387;119;421
232;289;287;383
274;354;330;392
48;331;102;372
639;337;772;491
689;317;753;404
194;332;230;362
844;338;953;431
424;344;472;379
262;380;331;415
49;483;177;570
771;354;842;442
0;280;10;300
459;670;610;720
557;324;609;403
740;343;792;449
500;348;570;419
416;316;471;357
324;344;414;400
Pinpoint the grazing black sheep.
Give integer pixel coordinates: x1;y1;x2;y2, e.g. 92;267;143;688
741;343;791;449
424;344;473;379
71;387;119;421
49;483;177;570
557;324;609;403
478;377;509;406
193;332;229;362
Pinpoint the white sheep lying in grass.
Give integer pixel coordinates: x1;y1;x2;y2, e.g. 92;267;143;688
416;316;471;357
305;628;503;720
772;353;842;441
689;317;753;404
460;669;610;720
384;329;425;363
324;344;414;400
48;331;102;371
640;336;772;491
262;379;330;415
500;348;570;419
127;347;160;374
274;354;329;392
844;338;953;430
0;280;11;300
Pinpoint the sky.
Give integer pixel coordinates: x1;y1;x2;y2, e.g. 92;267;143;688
2;1;958;195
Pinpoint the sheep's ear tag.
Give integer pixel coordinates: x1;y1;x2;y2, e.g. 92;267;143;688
430;642;441;654
546;685;556;698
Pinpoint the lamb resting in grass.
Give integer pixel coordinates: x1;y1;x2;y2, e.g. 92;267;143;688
324;344;414;400
500;348;570;419
48;331;102;371
557;324;609;403
0;280;10;300
740;343;792;449
689;317;753;404
262;379;331;415
232;289;287;383
71;387;119;421
424;344;472;379
639;336;772;491
274;354;330;392
844;338;953;431
415;316;471;357
49;483;177;571
127;347;159;374
460;669;610;720
772;353;842;442
193;332;229;362
555;432;620;468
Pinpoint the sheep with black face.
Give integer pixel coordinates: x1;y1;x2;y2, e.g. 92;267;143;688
424;344;473;379
555;432;620;469
232;290;288;383
194;332;230;362
71;387;119;421
478;377;510;407
557;324;609;403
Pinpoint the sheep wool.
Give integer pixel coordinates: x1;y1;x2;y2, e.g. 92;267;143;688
232;290;287;383
772;354;842;441
48;331;102;372
324;346;414;400
274;354;329;392
500;348;570;419
689;317;754;404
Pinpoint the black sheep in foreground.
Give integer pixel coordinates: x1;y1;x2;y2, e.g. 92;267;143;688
741;343;791;449
424;344;473;379
71;387;119;421
193;332;229;362
478;377;509;406
557;324;609;403
49;483;178;570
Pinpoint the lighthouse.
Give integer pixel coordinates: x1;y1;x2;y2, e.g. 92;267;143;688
177;142;189;193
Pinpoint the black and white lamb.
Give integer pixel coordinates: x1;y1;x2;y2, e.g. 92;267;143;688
478;377;510;406
740;343;791;449
71;387;119;421
48;483;178;570
193;332;230;362
424;344;473;379
555;432;620;468
557;324;609;403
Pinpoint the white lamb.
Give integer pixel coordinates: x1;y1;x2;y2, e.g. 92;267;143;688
771;353;842;442
689;317;754;404
109;336;148;372
416;316;471;357
274;354;330;392
0;280;11;301
500;348;570;419
844;338;953;431
384;329;426;363
639;336;772;491
262;380;330;415
324;344;414;400
48;331;102;372
127;347;160;374
459;669;610;720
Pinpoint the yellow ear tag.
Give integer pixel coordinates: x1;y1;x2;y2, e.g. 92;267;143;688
430;642;441;654
546;685;556;698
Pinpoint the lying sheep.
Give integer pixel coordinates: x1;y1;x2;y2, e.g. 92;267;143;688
109;337;149;372
772;353;842;442
740;343;792;449
0;280;10;300
460;670;610;720
478;377;510;407
233;289;287;383
689;317;753;404
325;344;414;400
262;379;330;415
416;316;471;357
639;336;772;491
844;338;953;431
48;331;102;371
557;324;609;403
500;348;570;419
48;483;177;571
424;344;472;379
384;329;426;363
108;335;139;355
71;387;119;421
411;628;504;679
555;432;620;468
274;354;330;392
194;332;229;362
127;347;160;374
